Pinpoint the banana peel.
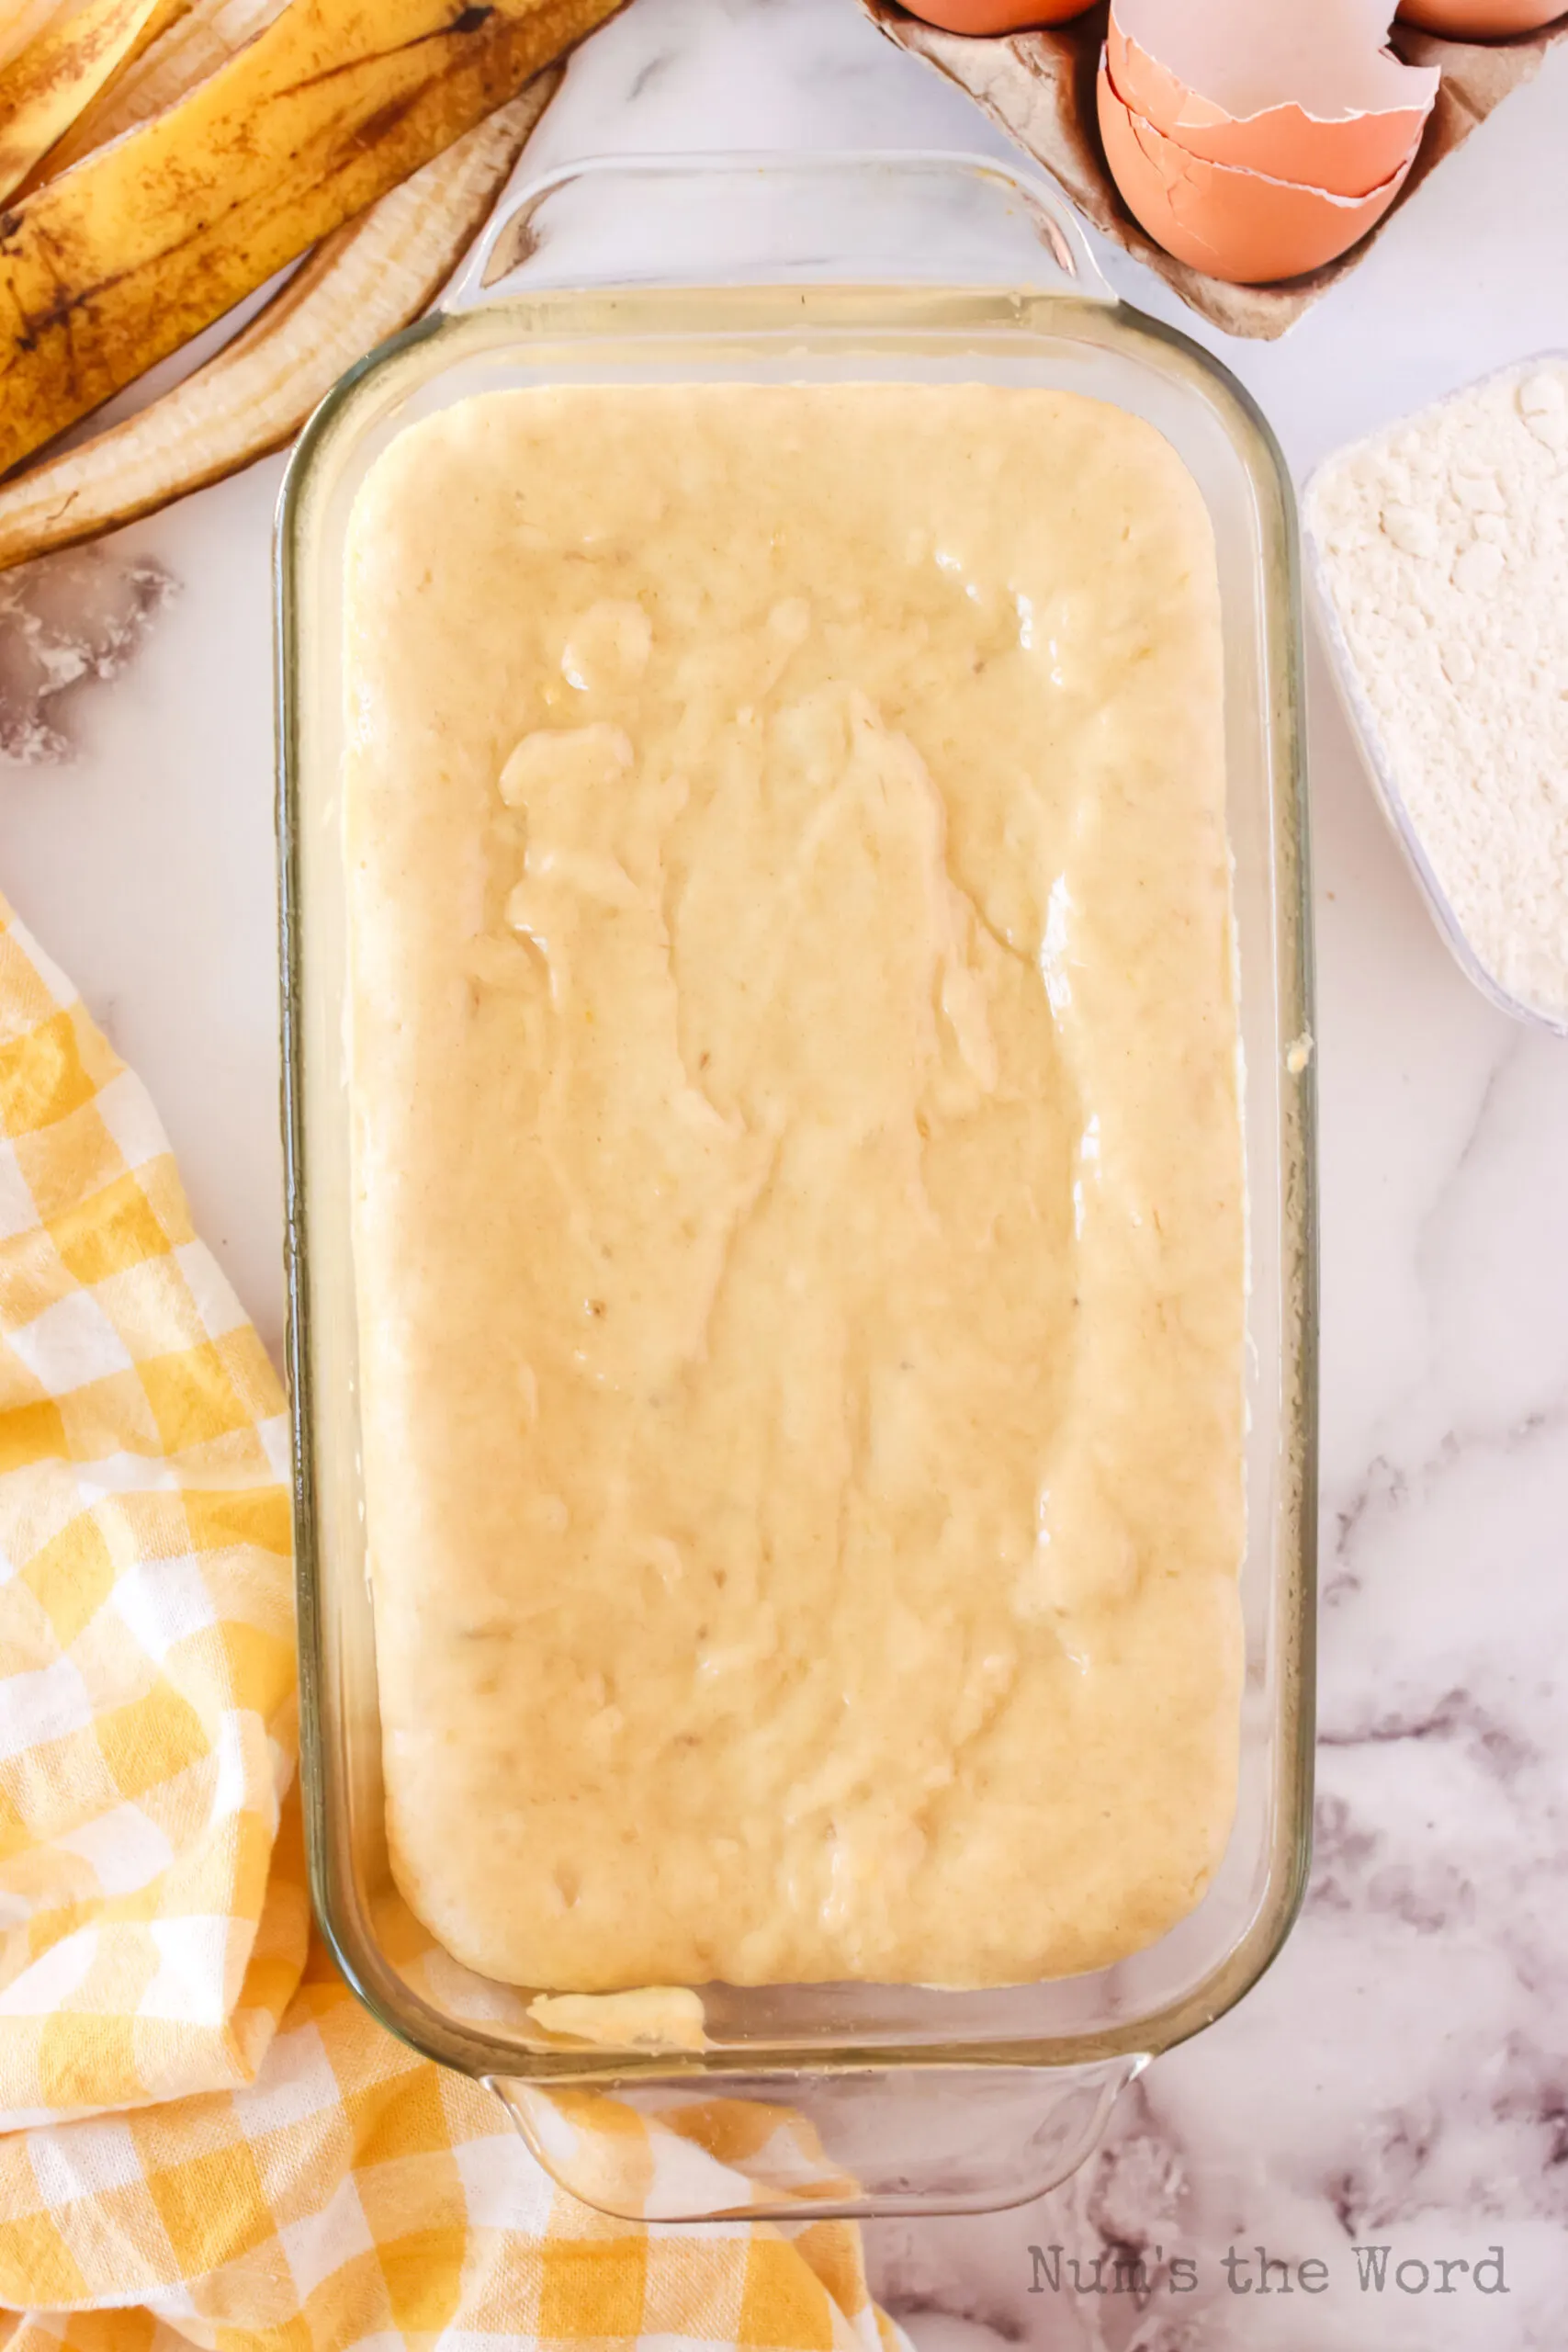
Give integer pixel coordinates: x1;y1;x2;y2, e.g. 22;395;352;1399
115;0;193;61
0;2;77;78
0;1;80;78
0;74;558;571
33;0;281;184
0;0;164;201
87;0;194;85
0;0;627;480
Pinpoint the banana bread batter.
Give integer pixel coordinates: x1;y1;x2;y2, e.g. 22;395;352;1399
344;381;1245;1991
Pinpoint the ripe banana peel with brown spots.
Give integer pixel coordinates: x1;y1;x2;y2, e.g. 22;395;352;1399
0;0;627;480
23;0;279;188
0;0;166;202
0;74;559;569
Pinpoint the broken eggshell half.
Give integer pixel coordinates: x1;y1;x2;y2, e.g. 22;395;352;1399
1096;63;1416;283
1107;0;1437;198
1396;0;1564;33
896;0;1094;30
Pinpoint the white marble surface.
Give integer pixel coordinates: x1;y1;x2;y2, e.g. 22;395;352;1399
5;3;1568;2342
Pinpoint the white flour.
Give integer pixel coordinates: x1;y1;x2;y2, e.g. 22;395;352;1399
1307;358;1568;1024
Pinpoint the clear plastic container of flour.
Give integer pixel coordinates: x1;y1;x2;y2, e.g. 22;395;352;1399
1303;354;1568;1040
277;150;1318;2223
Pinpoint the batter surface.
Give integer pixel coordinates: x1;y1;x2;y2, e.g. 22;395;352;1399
344;381;1245;1992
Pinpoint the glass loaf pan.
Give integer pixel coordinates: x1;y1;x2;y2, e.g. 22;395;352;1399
276;151;1317;2222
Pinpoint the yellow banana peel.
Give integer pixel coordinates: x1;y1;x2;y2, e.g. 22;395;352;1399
33;0;280;184
0;0;626;479
0;6;75;81
0;74;559;570
0;0;164;202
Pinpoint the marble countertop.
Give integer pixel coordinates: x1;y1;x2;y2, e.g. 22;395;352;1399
5;4;1567;2342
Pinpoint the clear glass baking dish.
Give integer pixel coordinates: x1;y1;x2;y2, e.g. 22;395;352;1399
1303;355;1568;1039
276;150;1317;2222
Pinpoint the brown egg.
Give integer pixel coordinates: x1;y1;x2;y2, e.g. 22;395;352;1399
1097;65;1416;283
1108;4;1436;196
896;0;1093;29
1397;0;1563;32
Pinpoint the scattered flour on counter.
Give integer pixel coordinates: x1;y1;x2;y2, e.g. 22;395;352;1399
0;546;175;763
1308;359;1568;1023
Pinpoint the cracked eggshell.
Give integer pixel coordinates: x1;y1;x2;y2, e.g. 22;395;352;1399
1107;0;1437;198
1097;65;1416;284
1397;0;1565;32
897;0;1093;28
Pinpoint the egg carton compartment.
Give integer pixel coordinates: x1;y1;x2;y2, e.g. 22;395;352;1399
860;0;1567;339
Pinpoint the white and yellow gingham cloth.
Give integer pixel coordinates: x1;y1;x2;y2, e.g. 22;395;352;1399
0;893;898;2352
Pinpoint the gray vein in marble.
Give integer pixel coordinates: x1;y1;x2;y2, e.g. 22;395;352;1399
1318;1689;1533;1776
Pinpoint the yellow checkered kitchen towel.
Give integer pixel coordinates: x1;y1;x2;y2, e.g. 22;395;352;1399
0;893;899;2352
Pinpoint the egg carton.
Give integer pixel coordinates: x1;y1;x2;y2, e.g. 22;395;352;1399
859;0;1568;339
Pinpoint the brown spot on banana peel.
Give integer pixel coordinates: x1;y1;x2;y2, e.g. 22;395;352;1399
352;92;425;152
0;0;626;478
